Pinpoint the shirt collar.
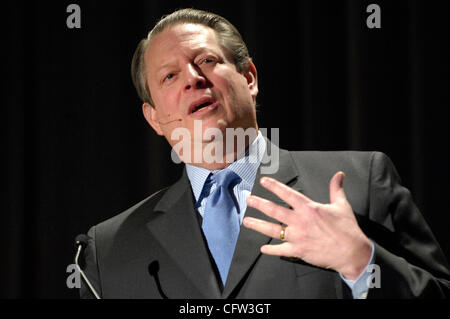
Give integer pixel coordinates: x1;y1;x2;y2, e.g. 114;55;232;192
186;131;266;203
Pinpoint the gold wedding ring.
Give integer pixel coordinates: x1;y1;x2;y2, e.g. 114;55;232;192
280;226;286;241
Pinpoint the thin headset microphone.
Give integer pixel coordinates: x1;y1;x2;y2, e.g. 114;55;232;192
158;118;182;125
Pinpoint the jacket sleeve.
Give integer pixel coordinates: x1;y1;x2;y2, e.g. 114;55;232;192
367;152;450;298
79;226;103;299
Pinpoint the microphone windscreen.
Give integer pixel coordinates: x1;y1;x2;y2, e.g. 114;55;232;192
148;260;160;276
75;234;91;248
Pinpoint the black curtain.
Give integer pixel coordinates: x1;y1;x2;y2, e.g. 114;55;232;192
2;0;449;298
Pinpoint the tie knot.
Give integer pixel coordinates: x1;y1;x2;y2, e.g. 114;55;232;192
212;169;241;189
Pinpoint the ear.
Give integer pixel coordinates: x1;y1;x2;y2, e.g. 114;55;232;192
142;102;163;136
244;61;258;100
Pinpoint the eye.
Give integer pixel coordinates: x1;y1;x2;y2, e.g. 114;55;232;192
203;57;215;64
163;73;176;82
198;57;216;65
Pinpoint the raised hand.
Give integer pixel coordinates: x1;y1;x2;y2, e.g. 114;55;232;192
243;172;372;280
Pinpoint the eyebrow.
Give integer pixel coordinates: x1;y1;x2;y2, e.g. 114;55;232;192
153;48;221;74
155;61;176;74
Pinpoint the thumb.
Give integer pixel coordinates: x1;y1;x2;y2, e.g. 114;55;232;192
329;171;347;204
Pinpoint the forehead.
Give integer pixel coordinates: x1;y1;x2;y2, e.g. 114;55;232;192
145;24;221;67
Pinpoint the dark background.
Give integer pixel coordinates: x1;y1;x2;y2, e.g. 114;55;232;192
2;0;449;298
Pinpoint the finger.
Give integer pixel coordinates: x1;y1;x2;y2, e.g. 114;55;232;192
242;217;285;240
260;242;293;257
329;171;347;204
260;177;312;210
246;195;294;225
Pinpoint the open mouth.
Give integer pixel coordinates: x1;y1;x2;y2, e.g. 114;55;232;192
189;98;218;115
191;101;214;113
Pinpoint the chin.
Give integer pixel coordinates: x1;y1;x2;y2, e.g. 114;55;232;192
199;118;228;133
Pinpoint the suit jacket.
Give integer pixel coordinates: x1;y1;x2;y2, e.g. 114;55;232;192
81;148;450;298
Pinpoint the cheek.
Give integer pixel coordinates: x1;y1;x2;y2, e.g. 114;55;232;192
155;90;181;117
224;75;254;109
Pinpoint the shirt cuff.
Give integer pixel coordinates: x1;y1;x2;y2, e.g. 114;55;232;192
339;241;375;299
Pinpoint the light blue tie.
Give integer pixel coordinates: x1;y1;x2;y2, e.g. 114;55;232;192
202;169;241;285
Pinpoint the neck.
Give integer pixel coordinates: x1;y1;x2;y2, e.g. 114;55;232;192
184;129;259;171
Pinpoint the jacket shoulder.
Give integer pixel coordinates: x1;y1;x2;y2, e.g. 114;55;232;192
285;151;390;210
288;150;383;175
288;150;378;163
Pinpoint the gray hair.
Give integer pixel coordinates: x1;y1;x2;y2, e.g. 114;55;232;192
131;8;252;106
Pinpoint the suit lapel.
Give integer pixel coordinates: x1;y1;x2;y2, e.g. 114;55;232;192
147;145;344;298
222;147;301;298
146;170;222;298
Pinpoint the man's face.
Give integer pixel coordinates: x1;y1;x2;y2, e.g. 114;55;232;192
142;23;258;157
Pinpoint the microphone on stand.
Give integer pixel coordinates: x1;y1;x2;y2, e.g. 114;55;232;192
74;234;101;299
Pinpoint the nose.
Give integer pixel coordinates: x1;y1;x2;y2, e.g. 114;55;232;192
184;63;207;91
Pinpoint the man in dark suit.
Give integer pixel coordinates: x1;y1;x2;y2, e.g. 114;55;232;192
80;8;450;299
